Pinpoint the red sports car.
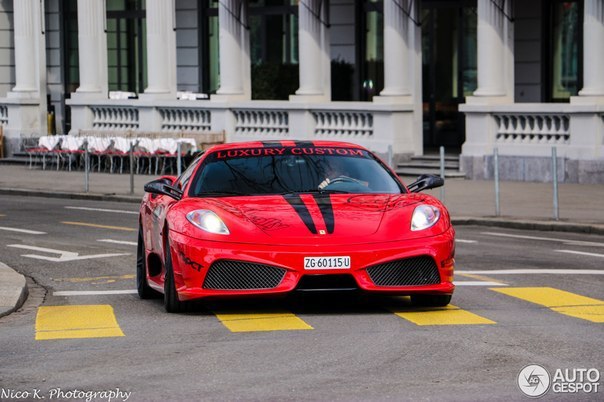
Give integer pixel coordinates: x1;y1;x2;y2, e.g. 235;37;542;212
138;141;455;312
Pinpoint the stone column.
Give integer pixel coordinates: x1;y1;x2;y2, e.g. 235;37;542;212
291;0;330;102
379;0;411;99
214;0;250;100
473;0;506;97
575;0;604;102
73;0;107;99
3;0;47;154
10;0;38;95
142;0;177;98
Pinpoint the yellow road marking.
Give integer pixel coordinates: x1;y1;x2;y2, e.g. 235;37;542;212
492;287;604;323
392;304;496;326
213;310;313;332
457;272;506;284
55;274;135;283
61;221;136;232
0;214;5;217
35;305;125;340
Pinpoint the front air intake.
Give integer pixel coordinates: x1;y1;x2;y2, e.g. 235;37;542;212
202;260;286;290
365;256;440;287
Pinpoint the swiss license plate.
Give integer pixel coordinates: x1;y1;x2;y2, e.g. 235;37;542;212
304;256;351;270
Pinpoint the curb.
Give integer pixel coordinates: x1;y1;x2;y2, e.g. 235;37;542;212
0;187;141;204
0;262;28;319
452;217;604;235
1;187;603;236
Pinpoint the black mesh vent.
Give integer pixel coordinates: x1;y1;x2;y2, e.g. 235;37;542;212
365;256;440;287
202;260;286;290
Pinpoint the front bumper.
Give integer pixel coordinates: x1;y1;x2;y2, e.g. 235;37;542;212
168;228;455;301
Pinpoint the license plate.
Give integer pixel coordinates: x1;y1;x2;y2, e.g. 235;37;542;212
304;256;351;270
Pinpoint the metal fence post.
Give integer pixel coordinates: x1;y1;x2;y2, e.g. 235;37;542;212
129;140;137;195
552;147;559;221
176;141;182;176
439;146;445;201
494;148;500;217
84;140;89;193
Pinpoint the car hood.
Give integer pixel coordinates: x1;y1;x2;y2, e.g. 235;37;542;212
170;193;448;245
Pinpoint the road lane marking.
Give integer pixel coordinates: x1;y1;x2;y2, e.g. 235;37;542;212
62;221;137;231
35;305;125;340
98;239;137;246
456;239;477;244
454;281;507;286
458;269;604;275
56;274;135;284
0;214;5;217
491;287;604;323
392;305;496;326
7;244;129;262
556;250;604;259
0;226;46;235
54;290;138;296
456;272;507;284
213;310;313;332
65;206;138;215
482;232;604;248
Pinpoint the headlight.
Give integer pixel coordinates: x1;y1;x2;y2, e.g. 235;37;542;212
186;210;230;235
411;204;441;231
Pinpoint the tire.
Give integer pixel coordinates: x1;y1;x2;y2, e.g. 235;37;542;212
163;237;186;313
411;294;452;307
137;225;161;299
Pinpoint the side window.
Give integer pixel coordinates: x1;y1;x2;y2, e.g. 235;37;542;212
175;158;201;191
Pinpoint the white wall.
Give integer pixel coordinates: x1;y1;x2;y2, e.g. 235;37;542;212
514;0;542;103
0;0;14;97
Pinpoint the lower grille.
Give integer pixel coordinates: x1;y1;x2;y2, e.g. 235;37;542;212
202;260;286;290
366;256;440;287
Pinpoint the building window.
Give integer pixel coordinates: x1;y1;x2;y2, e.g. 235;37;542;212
200;1;299;99
106;0;147;94
359;0;384;101
547;0;582;101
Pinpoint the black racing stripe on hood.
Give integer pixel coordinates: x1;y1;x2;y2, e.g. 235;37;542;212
312;194;335;234
283;194;318;234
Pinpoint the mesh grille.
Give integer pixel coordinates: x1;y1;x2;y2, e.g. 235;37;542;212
365;256;440;287
202;260;286;290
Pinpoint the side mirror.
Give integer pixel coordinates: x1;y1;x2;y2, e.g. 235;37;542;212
144;179;183;201
407;174;444;193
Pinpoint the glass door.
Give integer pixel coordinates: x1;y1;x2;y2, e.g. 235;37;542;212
422;1;476;151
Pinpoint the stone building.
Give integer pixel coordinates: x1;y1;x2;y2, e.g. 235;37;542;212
0;0;602;182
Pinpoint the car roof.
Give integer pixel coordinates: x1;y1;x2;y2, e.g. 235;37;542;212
206;140;367;153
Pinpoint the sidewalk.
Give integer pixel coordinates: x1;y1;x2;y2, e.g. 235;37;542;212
1;164;603;230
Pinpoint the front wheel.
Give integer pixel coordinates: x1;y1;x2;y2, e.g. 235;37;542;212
411;294;452;307
163;237;186;313
137;225;160;299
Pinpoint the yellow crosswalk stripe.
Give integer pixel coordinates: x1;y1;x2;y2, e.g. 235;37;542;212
392;304;496;326
213;310;313;332
492;287;604;323
35;305;125;340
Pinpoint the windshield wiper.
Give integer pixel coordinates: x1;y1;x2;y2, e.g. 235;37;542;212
279;189;350;195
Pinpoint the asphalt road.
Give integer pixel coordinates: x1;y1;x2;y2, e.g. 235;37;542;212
0;194;602;401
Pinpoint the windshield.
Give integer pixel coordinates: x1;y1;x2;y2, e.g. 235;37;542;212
188;146;404;196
